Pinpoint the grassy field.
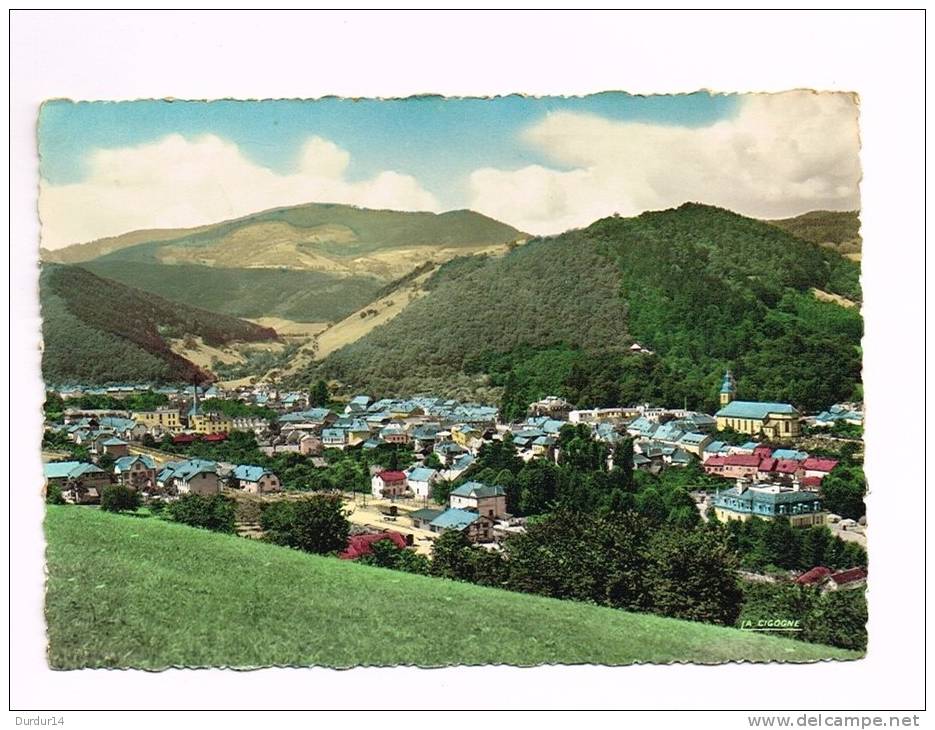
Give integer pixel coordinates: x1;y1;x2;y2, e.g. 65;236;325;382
44;506;860;669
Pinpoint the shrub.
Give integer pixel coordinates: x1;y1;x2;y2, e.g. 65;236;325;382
260;495;349;554
168;494;236;533
45;483;66;505
101;485;141;513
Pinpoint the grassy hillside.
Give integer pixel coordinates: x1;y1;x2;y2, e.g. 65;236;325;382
765;211;862;258
80;261;383;323
309;204;862;412
40;264;277;384
44;506;858;668
50;203;524;276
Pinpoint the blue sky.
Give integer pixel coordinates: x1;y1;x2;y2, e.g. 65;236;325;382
39;93;738;209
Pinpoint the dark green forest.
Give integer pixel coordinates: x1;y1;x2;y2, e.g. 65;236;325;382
308;204;862;413
40;264;277;384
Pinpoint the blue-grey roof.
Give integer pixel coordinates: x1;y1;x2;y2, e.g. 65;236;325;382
407;467;437;482
771;448;809;461
114;455;156;471
101;437;128;446
715;401;800;419
322;428;345;440
429;508;481;530
450;481;505;499
158;459;217;482
44;461;104;479
233;464;274;482
678;432;710;446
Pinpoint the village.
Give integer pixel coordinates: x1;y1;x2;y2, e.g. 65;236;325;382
42;368;867;588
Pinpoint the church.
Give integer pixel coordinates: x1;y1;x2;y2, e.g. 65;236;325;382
714;371;801;439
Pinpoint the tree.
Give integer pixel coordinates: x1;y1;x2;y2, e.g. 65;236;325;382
803;589;868;652
645;528;743;626
100;484;141;513
168;494;236;533
310;379;329;408
261;495;349;554
430;530;476;581
504;511;651;611
358;538;430;575
431;478;454;505
820;465;867;521
97;453;116;474
45;483;66;505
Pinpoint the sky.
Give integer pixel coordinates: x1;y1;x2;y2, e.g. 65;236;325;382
37;91;861;249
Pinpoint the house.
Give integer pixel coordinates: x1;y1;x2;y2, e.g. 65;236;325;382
409;507;445;530
132;407;181;432
44;461;110;503
344;395;373;415
448;481;507;519
232;464;281;494
450;424;483;451
676;431;712;457
803;457;839;479
825;567;867;592
100;437;130;458
712;480;825;527
189;412;233;435
528;395;572;419
157;459;220;496
813;404;864;428
172;433;201;446
704;453;761;479
299;434;322;455
113;454;156;491
371;470;408;498
434;440;466;466
380;423;410;445
531;434;558;459
410;423;442;452
321;428;347;450
795;566;867;592
771;448;810;461
441;453;475;482
428;508;495;543
795;566;833;586
406;467;438;499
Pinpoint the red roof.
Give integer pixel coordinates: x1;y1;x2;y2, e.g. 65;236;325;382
801;475;823;489
724;453;761;467
338;531;408;559
803;457;839;473
172;433;201;444
753;446;774;458
704;456;726;467
377;470;407;483
203;432;228;442
775;459;803;474
830;567;867;586
795;566;832;585
758;458;777;472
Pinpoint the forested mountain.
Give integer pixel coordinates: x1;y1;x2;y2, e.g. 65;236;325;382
765;210;862;258
40;264;278;384
307;204;862;415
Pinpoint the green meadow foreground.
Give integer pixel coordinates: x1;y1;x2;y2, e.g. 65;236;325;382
45;506;860;669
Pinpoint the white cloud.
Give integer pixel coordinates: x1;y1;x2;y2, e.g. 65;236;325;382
468;91;861;235
39;134;441;248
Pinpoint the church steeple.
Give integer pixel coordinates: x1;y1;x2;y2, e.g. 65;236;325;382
719;370;736;407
